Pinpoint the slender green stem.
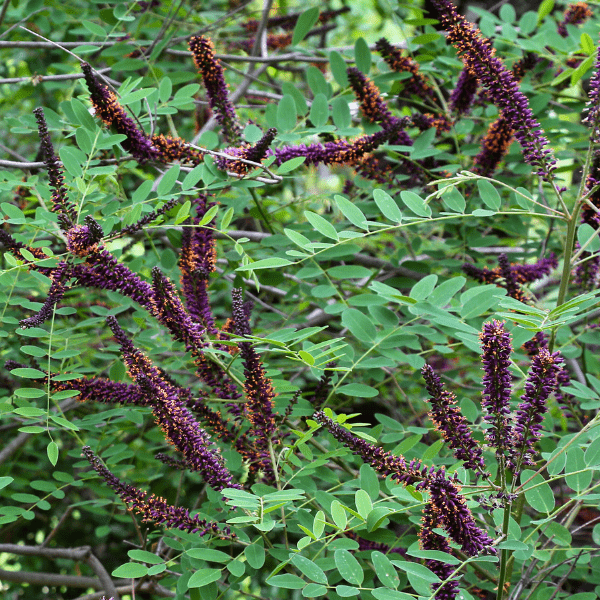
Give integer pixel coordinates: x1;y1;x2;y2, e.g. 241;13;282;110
496;501;512;600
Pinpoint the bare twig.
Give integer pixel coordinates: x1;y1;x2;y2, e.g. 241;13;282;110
0;68;111;85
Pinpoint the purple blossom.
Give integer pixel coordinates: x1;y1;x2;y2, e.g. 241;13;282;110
557;2;593;38
34;107;76;230
422;364;487;475
498;253;523;302
189;36;242;144
449;68;479;116
313;411;494;555
472;115;514;176
232;288;278;480
150;133;206;166
107;315;239;491
510;349;563;471
81;62;160;163
66;216;104;257
149;266;207;352
270;124;409;167
82;446;234;537
431;0;555;177
375;37;439;106
419;502;460;600
216;128;277;174
479;320;514;454
179;196;219;334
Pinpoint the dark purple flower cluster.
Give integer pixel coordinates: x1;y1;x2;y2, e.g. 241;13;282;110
557;2;593;37
83;446;233;537
216;128;277;175
449;68;479;116
510;349;563;469
232;289;278;480
150;133;206;166
313;411;495;557
431;0;555;177
189;35;242;144
81;62;160;163
66;216;104;257
479;320;514;454
472;116;514;176
107;316;239;491
419;503;460;600
422;364;487;475
34;107;77;230
375;37;439;106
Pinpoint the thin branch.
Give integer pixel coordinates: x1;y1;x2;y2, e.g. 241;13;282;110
0;68;111;85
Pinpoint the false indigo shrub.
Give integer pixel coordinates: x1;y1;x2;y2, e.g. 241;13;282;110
2;1;600;600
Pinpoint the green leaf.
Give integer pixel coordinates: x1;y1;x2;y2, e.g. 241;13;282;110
537;0;554;21
571;54;595;86
112;562;149;578
187;568;222;588
10;367;46;379
336;585;360;597
522;470;555;513
338;383;378;398
277;94;298;132
331;500;348;530
175;200;191;225
409;274;438;301
278;156;307;174
565;447;592;492
367;507;391;532
59;146;84;177
310;94;329;127
393;560;440;583
372;551;399;588
237;257;292;271
328;266;373;279
47;442;58;466
360;464;380;500
332;97;351;129
355;489;372;519
313;511;326;538
291;554;328;584
268;574;306;589
354;37;371;74
342;308;376;342
186;549;231;563
82;20;107;36
157;164;181;196
581;32;596;55
245;540;265;568
0;477;13;490
406;549;460;564
292;7;320;45
334;549;363;585
227;560;245;577
302;583;327;597
304;211;338;240
182;164;204;190
307;66;331;98
335;195;368;230
373;189;403;222
330;51;349;87
428;277;465;307
128;549;164;564
285;228;311;249
400;191;431;217
577;223;600;253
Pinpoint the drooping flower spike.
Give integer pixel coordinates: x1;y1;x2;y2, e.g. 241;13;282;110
431;0;556;177
107;315;239;491
232;288;278;480
81;62;160;163
82;446;234;538
189;35;242;144
449;67;479;116
479;320;514;457
34;107;77;230
216;128;277;175
422;364;487;475
510;349;563;472
313;411;495;556
557;2;593;38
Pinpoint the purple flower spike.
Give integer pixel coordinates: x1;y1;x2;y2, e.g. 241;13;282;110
66;216;104;257
82;446;234;538
557;2;593;38
347;67;396;125
449;68;479;116
106;316;239;491
510;349;563;471
150;133;206;166
34;107;77;230
472;116;514;176
179;196;218;333
420;502;460;600
81;63;159;163
189;35;242;144
216;128;277;175
479;320;514;454
422;364;487;475
232;289;278;480
426;469;496;556
431;0;555;177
